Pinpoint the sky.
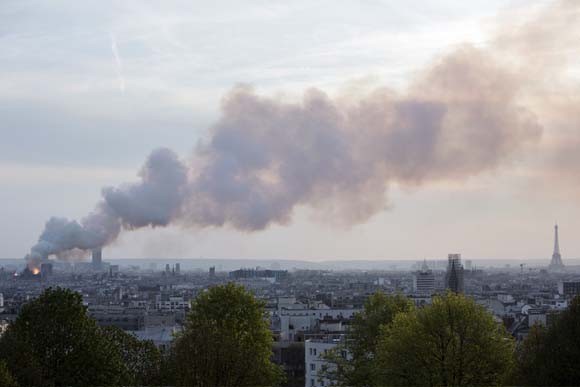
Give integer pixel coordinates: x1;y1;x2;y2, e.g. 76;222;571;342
1;0;579;261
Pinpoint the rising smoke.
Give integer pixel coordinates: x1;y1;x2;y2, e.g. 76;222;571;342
27;0;578;266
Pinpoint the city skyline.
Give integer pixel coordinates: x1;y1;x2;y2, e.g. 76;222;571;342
3;2;580;386
2;0;580;260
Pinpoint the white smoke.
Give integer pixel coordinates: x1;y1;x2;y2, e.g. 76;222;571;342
28;0;579;263
28;149;183;263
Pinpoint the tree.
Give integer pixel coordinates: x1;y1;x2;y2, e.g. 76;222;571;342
515;296;580;385
321;292;413;386
514;324;548;385
0;287;127;386
0;360;18;387
376;292;514;386
100;326;163;386
171;283;284;386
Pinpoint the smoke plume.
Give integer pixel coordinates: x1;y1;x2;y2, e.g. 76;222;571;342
28;0;578;264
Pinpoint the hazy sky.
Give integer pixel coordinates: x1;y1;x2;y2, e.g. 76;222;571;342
2;0;579;261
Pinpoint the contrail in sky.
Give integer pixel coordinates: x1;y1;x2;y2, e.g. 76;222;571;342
110;32;125;93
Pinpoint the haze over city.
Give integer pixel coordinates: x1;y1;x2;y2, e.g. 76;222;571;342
2;0;579;261
4;2;580;387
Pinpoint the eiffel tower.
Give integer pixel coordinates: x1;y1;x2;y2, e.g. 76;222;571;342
549;224;564;271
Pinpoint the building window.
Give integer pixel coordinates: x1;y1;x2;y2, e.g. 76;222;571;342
311;363;316;371
313;348;317;356
309;348;313;355
311;379;315;387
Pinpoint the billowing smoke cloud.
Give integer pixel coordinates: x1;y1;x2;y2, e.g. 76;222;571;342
186;47;540;230
28;0;577;264
491;0;580;197
27;149;185;265
103;148;187;228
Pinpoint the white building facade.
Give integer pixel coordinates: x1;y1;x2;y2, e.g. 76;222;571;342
305;336;349;387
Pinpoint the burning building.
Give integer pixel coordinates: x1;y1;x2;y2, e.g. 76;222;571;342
22;252;50;279
20;266;41;280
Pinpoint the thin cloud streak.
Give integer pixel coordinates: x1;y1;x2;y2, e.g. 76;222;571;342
110;32;125;93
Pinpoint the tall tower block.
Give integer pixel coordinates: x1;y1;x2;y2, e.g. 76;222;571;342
92;248;103;269
445;254;464;293
549;224;564;271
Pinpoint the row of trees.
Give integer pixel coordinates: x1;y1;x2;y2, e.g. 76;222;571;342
323;292;580;386
0;284;284;387
1;285;579;386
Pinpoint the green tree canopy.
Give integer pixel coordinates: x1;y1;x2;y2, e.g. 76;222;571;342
515;296;580;386
376;292;514;386
171;282;284;386
0;360;18;387
100;325;163;386
321;292;413;386
0;287;127;386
